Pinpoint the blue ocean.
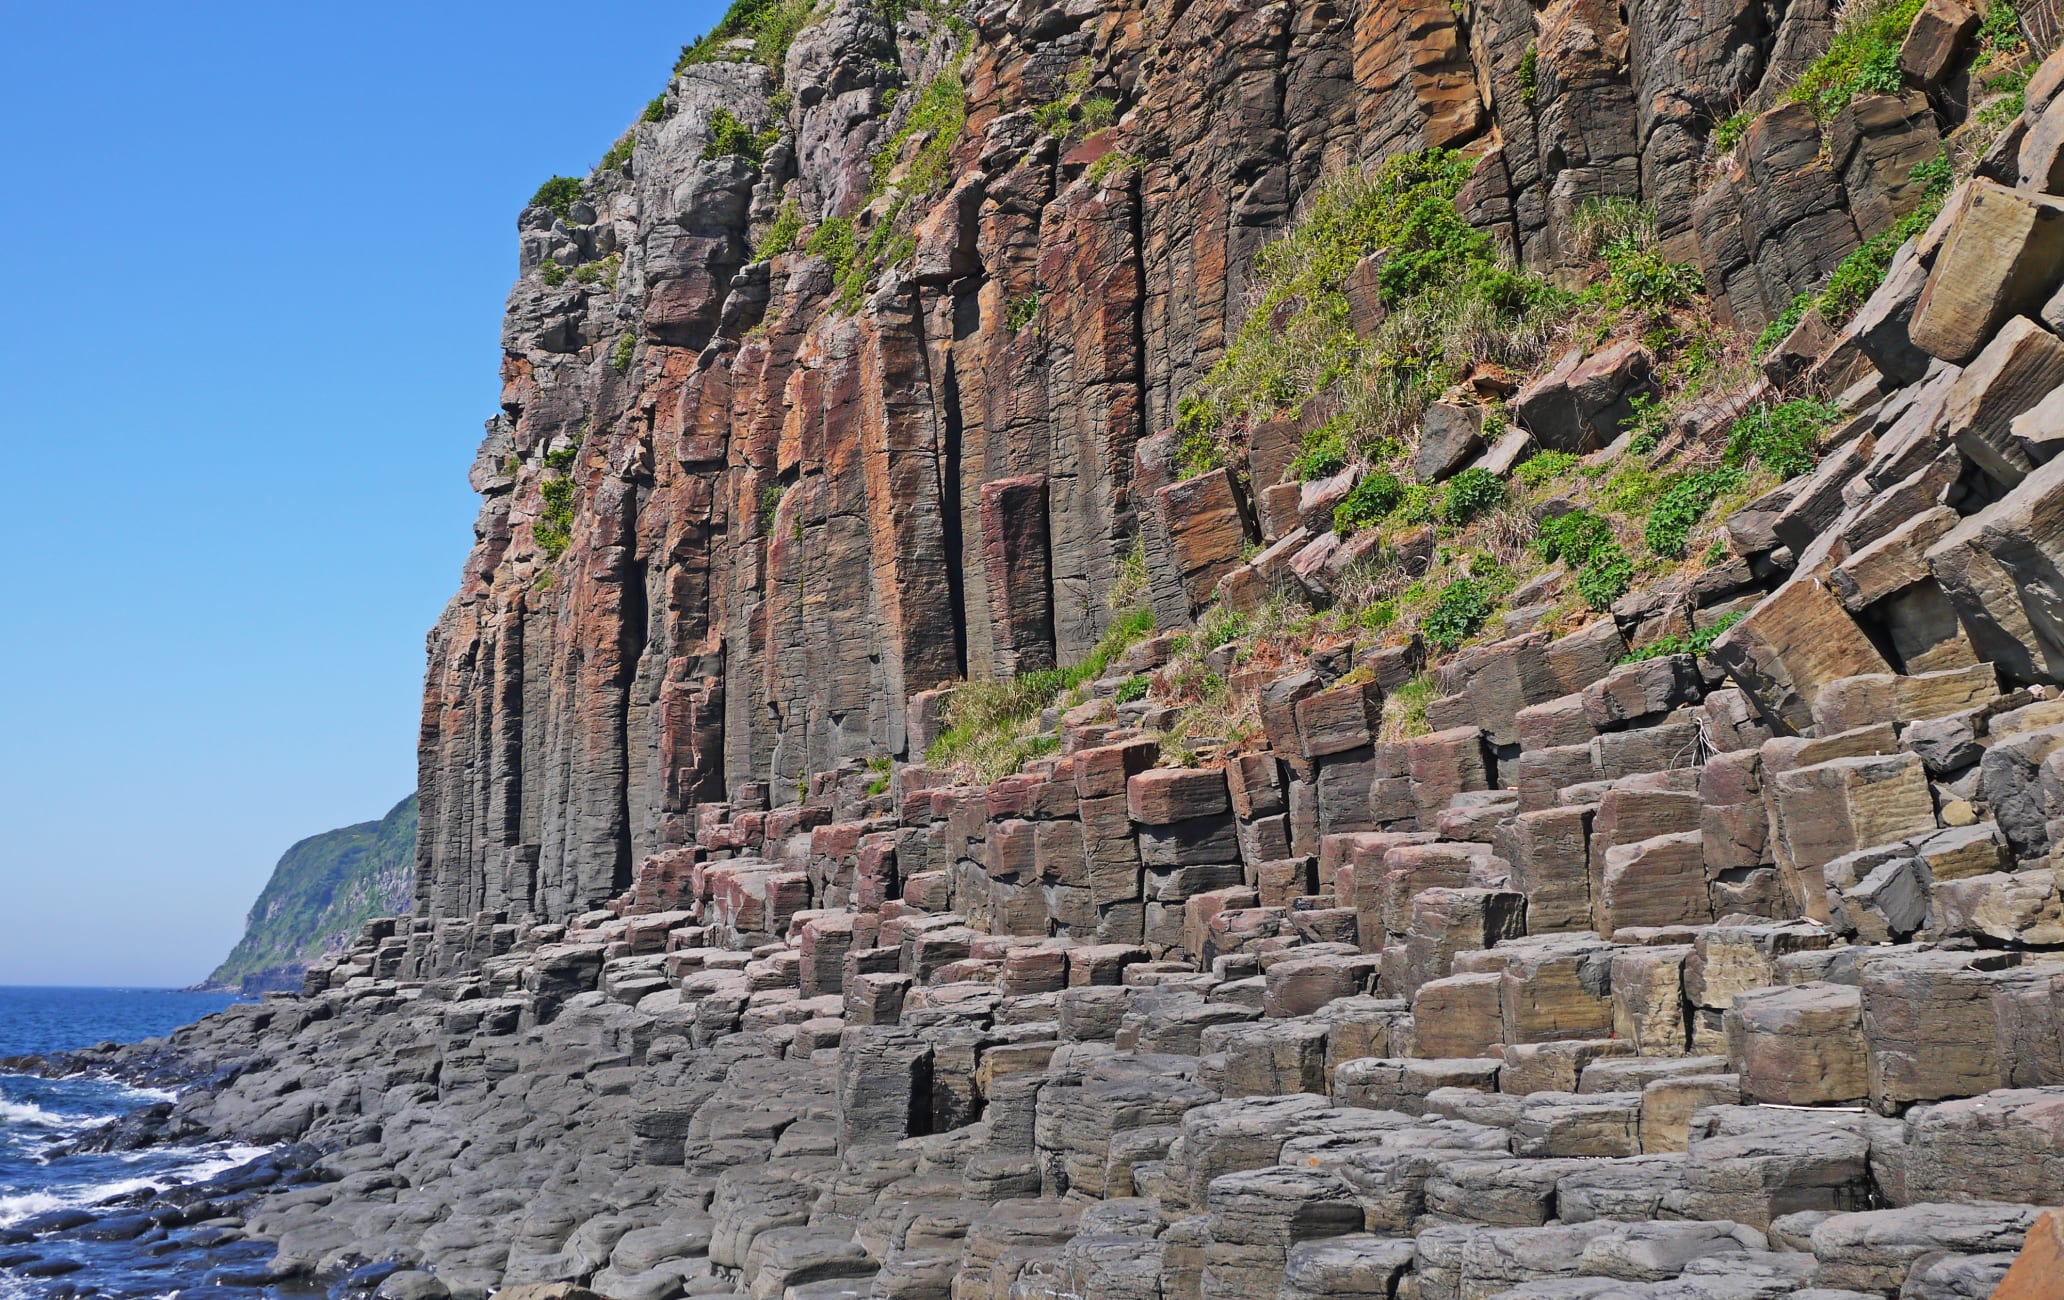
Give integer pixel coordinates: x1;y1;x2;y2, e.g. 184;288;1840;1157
0;987;274;1298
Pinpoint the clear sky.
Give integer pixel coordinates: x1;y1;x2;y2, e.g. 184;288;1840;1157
0;1;725;987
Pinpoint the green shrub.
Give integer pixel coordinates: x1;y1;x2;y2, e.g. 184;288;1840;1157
1534;508;1614;567
530;176;582;221
612;334;636;374
571;252;623;291
1335;469;1405;534
1518;43;1539;106
1787;0;1924;120
1113;675;1149;704
1438;467;1505;526
755;201;803;261
1006;292;1039;332
1514;449;1578;488
1032;64;1113;143
1289;420;1350;481
1575;542;1634;611
1726;397;1841;479
537;475;577;559
703;107;776;162
760;484;785;531
642;94;669;123
541;260;566;287
1422;577;1495;651
600;134;635;173
1644;467;1745;558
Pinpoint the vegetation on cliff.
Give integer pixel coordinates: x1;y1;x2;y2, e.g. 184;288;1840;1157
204;795;416;993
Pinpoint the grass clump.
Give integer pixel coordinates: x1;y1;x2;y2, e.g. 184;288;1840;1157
1518;43;1539;107
805;216;856;276
1086;150;1144;186
1514;450;1578;488
643;94;669;123
1726;396;1841;479
676;0;820;78
869;72;968;196
1644;467;1746;558
530;176;582;221
612;334;636;373
600;134;635;173
1786;0;1923;120
1621;611;1746;662
1113;675;1150;704
1032;63;1116;142
1712;109;1752;154
927;606;1157;780
1173;148;1561;476
863;754;893;797
756;201;803;261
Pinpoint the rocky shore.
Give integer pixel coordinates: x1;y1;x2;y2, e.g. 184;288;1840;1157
26;0;2064;1293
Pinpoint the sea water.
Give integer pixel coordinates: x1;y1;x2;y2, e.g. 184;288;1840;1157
0;986;268;1297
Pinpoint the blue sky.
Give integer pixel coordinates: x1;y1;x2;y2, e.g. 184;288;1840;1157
0;1;724;986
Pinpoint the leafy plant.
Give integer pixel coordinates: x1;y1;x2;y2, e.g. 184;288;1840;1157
1575;543;1634;611
541;260;567;287
1534;508;1615;567
600;134;635;173
1334;469;1405;533
1422;577;1495;650
612;334;637;373
1289;419;1350;481
1620;611;1746;662
1439;467;1505;526
530;176;582;221
870;72;967;196
1518;43;1539;107
1113;675;1150;704
572;252;623;291
1726;396;1840;479
805;216;856;276
1786;0;1924;120
1712;109;1752;154
643;94;669;123
1644;467;1745;558
1006;292;1039;332
760;483;785;532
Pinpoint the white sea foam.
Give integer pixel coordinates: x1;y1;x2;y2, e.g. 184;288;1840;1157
0;1143;272;1226
0;1099;87;1129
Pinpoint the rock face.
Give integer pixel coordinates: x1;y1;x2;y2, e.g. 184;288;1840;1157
49;3;2064;1300
411;0;2017;930
200;794;417;993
